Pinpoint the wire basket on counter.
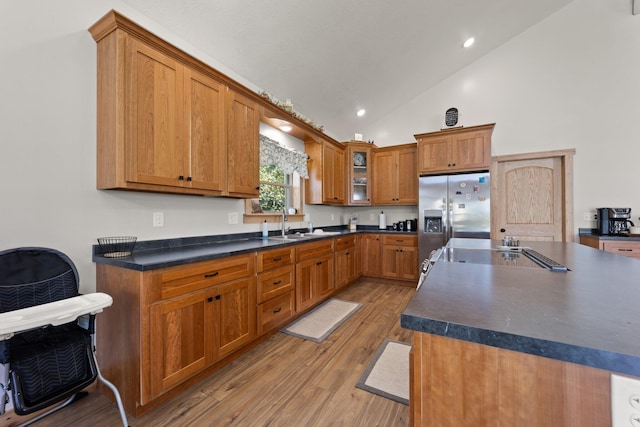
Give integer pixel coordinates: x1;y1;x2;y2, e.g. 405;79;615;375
97;236;137;258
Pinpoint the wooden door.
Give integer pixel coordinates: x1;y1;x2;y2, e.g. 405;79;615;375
227;89;259;197
417;136;450;174
184;69;226;192
450;131;491;171
381;245;401;278
362;234;381;276
295;258;316;312
335;248;356;289
333;145;346;204
212;277;256;359
313;254;334;300
491;149;575;242
396;147;418;205
372;150;397;204
127;39;185;188
148;290;212;399
322;144;336;203
397;246;419;280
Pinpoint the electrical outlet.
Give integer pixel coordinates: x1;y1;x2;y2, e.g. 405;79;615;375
369;213;375;221
331;213;335;221
152;212;164;227
583;212;592;221
611;373;640;427
228;212;238;225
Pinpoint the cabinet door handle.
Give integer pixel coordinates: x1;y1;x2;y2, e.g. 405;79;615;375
187;176;192;181
273;307;282;314
316;261;323;266
204;272;219;278
178;175;184;180
396;239;404;242
215;295;221;300
273;280;282;285
346;252;350;256
272;256;282;261
618;248;633;252
207;297;213;303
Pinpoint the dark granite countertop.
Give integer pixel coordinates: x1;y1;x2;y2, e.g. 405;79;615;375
579;227;640;241
92;226;416;271
401;238;640;377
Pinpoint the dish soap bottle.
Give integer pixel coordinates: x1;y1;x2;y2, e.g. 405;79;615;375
262;220;269;239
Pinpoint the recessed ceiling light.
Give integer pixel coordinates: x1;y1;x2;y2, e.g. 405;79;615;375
463;37;475;48
279;124;293;132
356;109;366;117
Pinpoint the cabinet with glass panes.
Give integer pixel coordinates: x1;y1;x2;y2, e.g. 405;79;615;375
345;142;374;205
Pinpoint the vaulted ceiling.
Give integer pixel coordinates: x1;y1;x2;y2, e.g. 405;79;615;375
119;0;574;142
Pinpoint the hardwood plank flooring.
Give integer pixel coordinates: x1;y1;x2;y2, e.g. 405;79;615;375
7;280;414;427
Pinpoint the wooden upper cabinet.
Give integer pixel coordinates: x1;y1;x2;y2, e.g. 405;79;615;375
185;69;227;192
227;90;259;197
305;139;345;205
372;144;417;205
90;11;261;198
345;142;373;205
415;123;494;175
125;40;186;189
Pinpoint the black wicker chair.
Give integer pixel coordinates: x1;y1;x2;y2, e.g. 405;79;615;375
0;247;127;426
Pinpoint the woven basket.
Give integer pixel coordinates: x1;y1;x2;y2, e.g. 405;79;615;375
97;236;137;258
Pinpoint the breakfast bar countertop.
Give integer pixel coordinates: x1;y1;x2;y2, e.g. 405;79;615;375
401;238;640;377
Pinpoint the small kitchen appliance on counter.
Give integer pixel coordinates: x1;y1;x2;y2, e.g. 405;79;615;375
596;208;634;235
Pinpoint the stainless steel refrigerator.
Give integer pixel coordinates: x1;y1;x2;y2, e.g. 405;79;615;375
418;172;491;262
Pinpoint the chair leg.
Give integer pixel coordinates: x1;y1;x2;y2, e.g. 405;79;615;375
1;364;8;415
91;350;128;426
14;394;80;427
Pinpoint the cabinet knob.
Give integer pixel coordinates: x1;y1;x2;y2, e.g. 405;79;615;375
215;295;221;300
207;297;213;303
187;176;192;182
316;261;323;266
500;228;506;233
346;252;350;256
178;175;184;180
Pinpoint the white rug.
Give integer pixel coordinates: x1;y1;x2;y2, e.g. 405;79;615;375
356;339;410;405
281;298;362;343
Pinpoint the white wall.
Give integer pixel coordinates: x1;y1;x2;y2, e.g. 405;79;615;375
0;0;357;294
367;0;640;235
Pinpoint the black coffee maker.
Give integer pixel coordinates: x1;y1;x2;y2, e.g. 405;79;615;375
597;208;634;235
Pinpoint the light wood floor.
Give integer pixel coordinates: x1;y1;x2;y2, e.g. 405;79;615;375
6;280;415;427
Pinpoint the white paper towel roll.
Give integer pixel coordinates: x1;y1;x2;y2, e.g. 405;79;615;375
378;211;386;229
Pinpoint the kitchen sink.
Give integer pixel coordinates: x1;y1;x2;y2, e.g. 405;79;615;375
268;233;320;241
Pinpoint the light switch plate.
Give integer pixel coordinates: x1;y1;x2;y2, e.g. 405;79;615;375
611;373;640;427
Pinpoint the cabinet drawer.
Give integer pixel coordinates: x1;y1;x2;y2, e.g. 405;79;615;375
335;235;356;251
257;265;294;303
258;291;295;335
602;241;640;259
296;239;334;262
382;234;417;247
257;247;295;272
154;253;256;300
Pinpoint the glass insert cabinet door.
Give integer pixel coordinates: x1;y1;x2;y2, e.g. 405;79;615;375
350;148;371;205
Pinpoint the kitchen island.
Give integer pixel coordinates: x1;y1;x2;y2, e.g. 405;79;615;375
401;238;640;426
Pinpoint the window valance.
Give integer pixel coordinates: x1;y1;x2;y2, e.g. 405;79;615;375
259;135;309;178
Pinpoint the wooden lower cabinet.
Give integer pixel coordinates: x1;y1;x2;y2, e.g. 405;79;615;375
411;332;613;426
256;247;296;335
362;233;382;277
580;235;640;260
335;235;360;289
381;235;418;280
96;253;256;416
296;239;335;312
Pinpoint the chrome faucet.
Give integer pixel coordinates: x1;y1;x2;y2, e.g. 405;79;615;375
281;208;288;237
